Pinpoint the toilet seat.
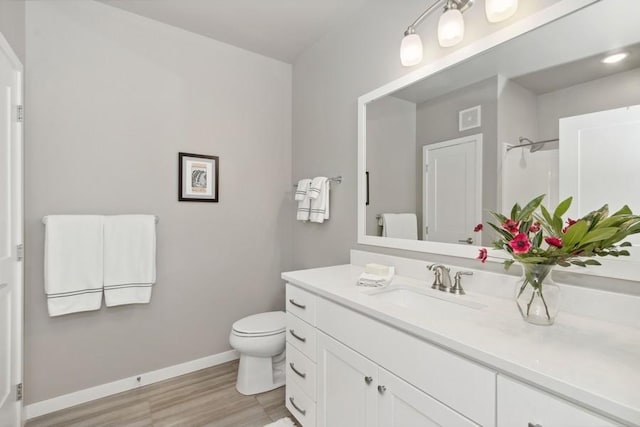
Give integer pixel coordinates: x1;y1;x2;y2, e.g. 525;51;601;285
232;311;285;337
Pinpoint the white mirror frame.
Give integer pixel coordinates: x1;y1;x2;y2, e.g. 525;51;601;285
357;0;639;282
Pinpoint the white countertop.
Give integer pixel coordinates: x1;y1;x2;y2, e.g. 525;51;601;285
282;264;640;426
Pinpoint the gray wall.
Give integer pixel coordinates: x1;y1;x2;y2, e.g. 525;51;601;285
0;0;25;63
366;96;416;236
537;68;640;140
25;0;292;404
415;77;498;242
291;0;562;270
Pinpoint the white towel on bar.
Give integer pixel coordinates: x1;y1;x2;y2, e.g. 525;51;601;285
103;215;156;307
382;213;418;240
309;176;330;223
295;178;312;221
44;215;104;317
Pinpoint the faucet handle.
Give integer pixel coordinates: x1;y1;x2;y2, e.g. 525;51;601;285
451;271;473;295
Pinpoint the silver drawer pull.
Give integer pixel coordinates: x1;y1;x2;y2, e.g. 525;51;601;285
289;298;306;309
289;362;306;378
364;376;373;385
289;329;307;343
377;385;386;394
289;397;307;416
528;424;542;427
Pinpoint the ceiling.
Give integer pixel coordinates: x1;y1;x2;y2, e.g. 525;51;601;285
98;0;367;63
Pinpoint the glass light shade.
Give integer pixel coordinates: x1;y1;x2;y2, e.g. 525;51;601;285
485;0;518;23
438;9;464;47
400;33;423;67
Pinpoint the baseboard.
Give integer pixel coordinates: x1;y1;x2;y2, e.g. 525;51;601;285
24;349;239;420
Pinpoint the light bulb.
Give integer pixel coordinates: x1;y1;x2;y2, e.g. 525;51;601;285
438;8;464;47
485;0;518;23
400;33;423;67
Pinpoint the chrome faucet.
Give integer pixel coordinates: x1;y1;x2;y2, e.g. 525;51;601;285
451;271;473;295
427;264;452;292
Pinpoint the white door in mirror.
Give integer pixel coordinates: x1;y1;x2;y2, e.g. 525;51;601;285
423;134;482;243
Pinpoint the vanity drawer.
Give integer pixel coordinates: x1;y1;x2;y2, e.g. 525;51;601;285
286;283;316;325
497;375;617;427
286;378;316;427
316;297;496;427
286;344;317;401
286;312;317;360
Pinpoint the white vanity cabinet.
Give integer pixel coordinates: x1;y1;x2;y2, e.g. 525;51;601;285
317;331;478;427
497;376;617;427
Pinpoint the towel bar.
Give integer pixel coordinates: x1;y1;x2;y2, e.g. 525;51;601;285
293;176;342;187
42;215;159;224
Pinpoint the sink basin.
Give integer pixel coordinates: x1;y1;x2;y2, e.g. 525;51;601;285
367;285;486;311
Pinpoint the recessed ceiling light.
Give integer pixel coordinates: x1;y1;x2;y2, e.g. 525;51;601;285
602;52;629;64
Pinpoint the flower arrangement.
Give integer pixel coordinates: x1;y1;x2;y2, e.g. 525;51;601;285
476;195;640;270
475;195;640;325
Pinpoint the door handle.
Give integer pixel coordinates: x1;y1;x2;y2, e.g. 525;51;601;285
288;298;306;309
458;237;473;244
364;376;373;385
289;397;307;416
377;385;386;394
289;363;306;379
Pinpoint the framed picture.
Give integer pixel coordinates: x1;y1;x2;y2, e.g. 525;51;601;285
178;152;219;202
459;105;482;131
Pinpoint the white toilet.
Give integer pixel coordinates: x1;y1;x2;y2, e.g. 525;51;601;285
229;311;286;395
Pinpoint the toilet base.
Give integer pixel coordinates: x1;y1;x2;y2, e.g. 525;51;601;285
236;351;285;395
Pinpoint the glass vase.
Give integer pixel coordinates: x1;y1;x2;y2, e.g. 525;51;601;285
515;263;561;326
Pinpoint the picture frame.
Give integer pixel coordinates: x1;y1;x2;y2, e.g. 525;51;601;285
458;105;482;131
178;152;219;202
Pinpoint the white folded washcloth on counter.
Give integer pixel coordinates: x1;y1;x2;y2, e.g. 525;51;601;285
357;267;395;288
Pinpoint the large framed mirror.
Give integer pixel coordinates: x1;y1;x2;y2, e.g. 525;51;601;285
358;0;640;281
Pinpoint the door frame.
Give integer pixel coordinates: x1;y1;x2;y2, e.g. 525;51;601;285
0;31;24;427
422;133;482;242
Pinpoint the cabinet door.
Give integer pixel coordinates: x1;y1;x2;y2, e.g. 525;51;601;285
497;376;617;427
317;332;378;427
378;368;478;427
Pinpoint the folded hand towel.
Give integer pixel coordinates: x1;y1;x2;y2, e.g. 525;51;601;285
44;215;104;316
104;215;156;307
309;176;330;223
357;267;395;287
295;179;312;221
382;213;418;240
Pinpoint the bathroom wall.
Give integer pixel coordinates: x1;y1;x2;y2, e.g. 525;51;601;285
25;0;292;404
291;0;562;269
0;0;25;63
365;96;416;236
415;77;498;240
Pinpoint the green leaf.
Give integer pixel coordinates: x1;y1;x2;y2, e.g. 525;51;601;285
562;220;588;248
620;241;633;247
619;250;631;256
571;260;587;267
517;195;546;222
613;205;633;216
557;261;571;267
583;259;602;266
518;257;550;264
510;203;521;221
581;227;618;245
503;259;515;270
532;231;543;248
553;197;573;219
552;216;563;235
487;222;513;241
490;211;508;223
540;204;553;225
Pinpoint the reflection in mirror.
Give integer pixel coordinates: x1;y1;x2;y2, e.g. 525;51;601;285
364;2;640;256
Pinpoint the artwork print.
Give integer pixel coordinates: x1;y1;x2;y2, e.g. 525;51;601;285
179;153;219;202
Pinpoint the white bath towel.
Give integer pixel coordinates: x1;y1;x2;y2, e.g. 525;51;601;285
44;215;104;317
103;215;156;307
357;267;395;287
309;176;330;223
295;178;312;221
382;213;418;240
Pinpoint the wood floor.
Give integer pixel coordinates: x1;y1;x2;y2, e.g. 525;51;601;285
26;360;298;427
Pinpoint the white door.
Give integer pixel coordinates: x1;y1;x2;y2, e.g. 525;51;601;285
0;34;23;427
377;368;478;427
423;134;482;244
560;105;640;245
317;332;377;427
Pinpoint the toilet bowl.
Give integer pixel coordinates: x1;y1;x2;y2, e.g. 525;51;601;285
229;311;286;395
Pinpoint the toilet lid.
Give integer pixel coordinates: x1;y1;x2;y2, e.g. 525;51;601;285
232;311;286;336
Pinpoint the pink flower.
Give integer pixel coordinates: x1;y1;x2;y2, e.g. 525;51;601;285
529;222;540;233
562;218;577;233
502;219;520;233
545;236;563;248
477;248;488;263
474;223;483;232
508;233;532;254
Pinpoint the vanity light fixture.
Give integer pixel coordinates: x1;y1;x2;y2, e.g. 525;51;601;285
485;0;519;23
602;52;629;64
400;0;474;67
